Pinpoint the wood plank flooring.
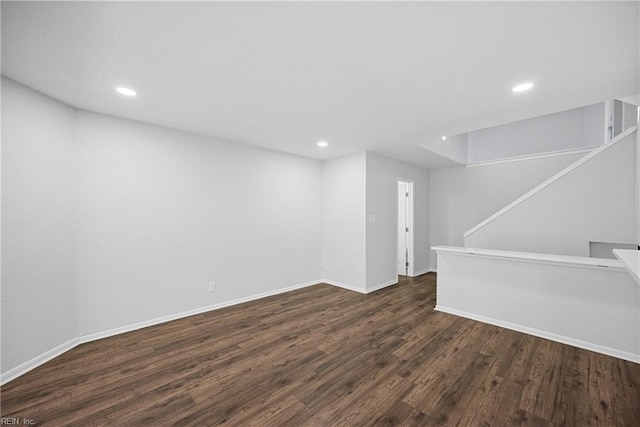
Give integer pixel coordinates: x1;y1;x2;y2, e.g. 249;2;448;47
2;273;640;426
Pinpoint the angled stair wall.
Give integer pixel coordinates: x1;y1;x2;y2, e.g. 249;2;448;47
464;127;637;256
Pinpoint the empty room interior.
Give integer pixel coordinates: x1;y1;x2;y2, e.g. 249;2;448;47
2;1;640;425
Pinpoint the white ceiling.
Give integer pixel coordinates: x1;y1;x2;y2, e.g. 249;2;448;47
2;1;638;169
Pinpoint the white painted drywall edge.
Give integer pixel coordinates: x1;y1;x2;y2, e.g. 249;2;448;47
613;249;640;285
435;305;639;364
463;126;637;239
432;246;625;270
0;279;322;385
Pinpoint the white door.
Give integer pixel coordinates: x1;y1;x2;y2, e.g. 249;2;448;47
397;182;408;275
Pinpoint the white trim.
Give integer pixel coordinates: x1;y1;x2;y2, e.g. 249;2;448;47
367;279;397;293
397;178;415;277
464;126;637;239
322;279;367;294
1;337;80;385
78;279;322;343
466;146;596;168
412;268;432;276
1;279;322;385
408;181;415;277
432;245;626;271
613;249;640;285
435;305;639;364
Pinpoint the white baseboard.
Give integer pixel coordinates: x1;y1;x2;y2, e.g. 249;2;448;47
1;337;80;385
412;268;434;276
435;305;640;364
1;279;322;385
79;279;322;344
367;279;397;293
322;279;367;294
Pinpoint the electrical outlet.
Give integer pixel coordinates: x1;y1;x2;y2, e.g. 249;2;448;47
209;281;216;293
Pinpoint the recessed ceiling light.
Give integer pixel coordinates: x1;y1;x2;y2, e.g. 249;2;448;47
116;87;138;96
317;141;328;147
442;136;447;141
512;82;534;93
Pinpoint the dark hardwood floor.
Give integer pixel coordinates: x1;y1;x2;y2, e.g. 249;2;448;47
2;273;640;426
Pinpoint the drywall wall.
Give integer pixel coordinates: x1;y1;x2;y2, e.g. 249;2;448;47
429;151;586;269
75;111;323;335
589;242;637;259
465;131;637;256
323;151;430;292
582;103;606;147
1;78;78;373
622;101;638;132
434;247;639;362
421;133;467;165
619;94;640;106
322;153;367;291
467;103;604;163
365;152;430;290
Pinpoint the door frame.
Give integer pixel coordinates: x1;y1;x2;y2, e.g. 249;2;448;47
397;177;415;277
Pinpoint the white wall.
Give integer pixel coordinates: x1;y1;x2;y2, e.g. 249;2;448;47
429;152;584;269
5;75;630;381
322;153;367;291
421;133;467;165
618;94;640;106
1;78;78;373
323;151;430;292
467;103;604;163
465;131;637;256
435;248;639;362
582;103;606;147
365;152;430;290
75;111;323;335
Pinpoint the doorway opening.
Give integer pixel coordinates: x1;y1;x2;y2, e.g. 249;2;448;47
397;179;414;277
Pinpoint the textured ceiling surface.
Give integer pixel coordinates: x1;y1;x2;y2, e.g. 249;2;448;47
2;1;638;168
